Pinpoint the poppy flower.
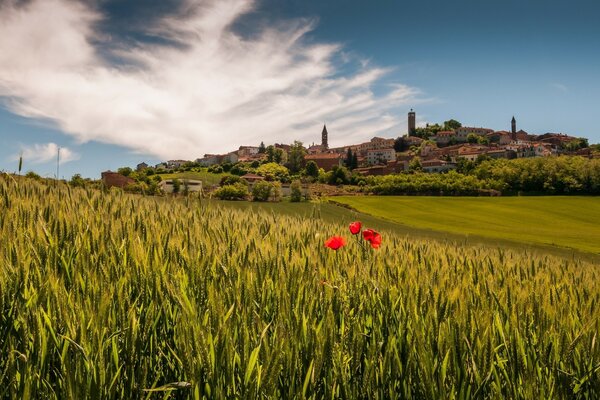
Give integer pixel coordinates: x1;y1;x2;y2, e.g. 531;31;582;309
349;221;362;235
324;236;346;250
362;229;375;241
362;229;382;249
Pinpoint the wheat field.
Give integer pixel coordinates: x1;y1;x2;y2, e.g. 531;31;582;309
1;174;599;399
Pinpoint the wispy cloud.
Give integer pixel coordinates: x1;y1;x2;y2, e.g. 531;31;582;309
550;82;568;93
0;0;420;159
13;143;80;165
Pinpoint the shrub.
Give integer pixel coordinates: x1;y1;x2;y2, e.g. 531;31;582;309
214;182;248;200
220;174;243;186
252;180;276;201
290;180;303;202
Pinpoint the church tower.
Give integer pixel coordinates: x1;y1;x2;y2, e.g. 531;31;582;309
408;109;416;136
511;116;516;140
321;124;328;149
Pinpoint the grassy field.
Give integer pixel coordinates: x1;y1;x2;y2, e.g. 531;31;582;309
330;196;600;254
159;170;226;186
1;176;599;398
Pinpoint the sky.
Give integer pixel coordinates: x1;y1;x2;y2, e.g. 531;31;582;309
0;0;599;178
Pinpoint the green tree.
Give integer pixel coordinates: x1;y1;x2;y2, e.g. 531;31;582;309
256;162;290;182
352;152;359;169
443;119;462;130
220;175;242;186
290;180;303;202
287;141;306;173
251;180;273;201
214;182;248;200
258;141;266;153
345;148;353;169
304;161;319;179
172;178;181;194
477;135;490;145
327;165;350;185
409;157;422;173
467;133;479;144
117;167;133;177
394;137;408;152
266;146;285;164
69;173;86;188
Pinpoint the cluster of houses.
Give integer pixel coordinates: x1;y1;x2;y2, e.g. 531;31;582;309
102;110;592;189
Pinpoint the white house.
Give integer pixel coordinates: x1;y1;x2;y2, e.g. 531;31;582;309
367;148;396;165
159;179;202;194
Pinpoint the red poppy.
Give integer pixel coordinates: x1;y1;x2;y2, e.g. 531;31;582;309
324;236;346;250
349;221;362;235
362;228;375;241
362;229;382;249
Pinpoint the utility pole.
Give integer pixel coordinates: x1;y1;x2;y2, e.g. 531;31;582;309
56;146;60;187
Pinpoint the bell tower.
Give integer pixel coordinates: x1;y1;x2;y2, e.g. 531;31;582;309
511;116;516;140
408;109;416;136
321;124;328;149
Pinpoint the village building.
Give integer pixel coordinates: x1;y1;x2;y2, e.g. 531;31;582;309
237;146;259;158
305;153;343;171
455;127;494;140
240;173;265;183
101;171;135;189
159;179;202;194
367;148;396;165
165;160;190;169
136;162;148;171
421;159;456;173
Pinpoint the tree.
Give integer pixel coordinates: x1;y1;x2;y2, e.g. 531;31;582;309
327;165;350;185
69;173;86;188
266;145;285;164
117;167;133;177
467;133;479;144
444;119;462;130
256;162;289;182
408;157;422;172
172;178;181;194
477;135;490;145
252;180;274;201
394;137;408;152
345;148;353;169
352;152;359;169
287;141;306;173
304;161;319;179
290;180;303;202
258;141;266;153
214;182;248;200
220;175;242;186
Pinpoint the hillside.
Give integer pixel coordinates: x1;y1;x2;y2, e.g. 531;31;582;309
331;196;600;254
1;175;599;398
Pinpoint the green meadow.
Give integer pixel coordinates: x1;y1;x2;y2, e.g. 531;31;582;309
330;196;600;254
1;176;599;398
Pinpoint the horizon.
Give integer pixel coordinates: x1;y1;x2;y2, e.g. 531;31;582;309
1;0;599;178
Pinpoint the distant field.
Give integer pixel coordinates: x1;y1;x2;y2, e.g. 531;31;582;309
331;196;600;254
159;170;225;186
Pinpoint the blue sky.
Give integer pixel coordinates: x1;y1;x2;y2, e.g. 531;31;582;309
0;0;598;178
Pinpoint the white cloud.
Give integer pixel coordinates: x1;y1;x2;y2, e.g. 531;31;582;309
550;82;568;93
15;143;80;165
0;0;420;159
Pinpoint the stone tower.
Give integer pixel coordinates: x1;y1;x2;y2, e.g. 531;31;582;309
408;109;416;136
511;116;516;140
321;124;328;149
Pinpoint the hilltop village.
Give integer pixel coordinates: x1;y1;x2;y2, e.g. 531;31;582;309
100;109;598;197
147;110;590;173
